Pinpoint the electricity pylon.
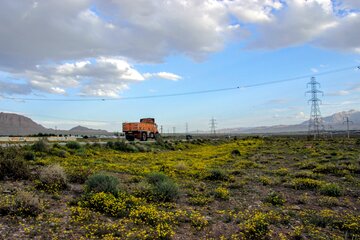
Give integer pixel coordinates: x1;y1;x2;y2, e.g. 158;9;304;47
306;77;325;140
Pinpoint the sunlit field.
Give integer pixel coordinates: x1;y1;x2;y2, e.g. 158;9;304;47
0;137;359;239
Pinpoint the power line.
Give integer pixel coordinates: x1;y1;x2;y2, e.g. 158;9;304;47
2;65;359;102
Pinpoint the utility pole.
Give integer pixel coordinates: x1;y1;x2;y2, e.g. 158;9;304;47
185;123;189;134
343;117;353;139
306;77;325;140
210;117;217;135
173;127;176;136
328;125;333;139
160;125;163;135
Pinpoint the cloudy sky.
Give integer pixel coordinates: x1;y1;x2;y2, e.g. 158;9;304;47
0;0;360;131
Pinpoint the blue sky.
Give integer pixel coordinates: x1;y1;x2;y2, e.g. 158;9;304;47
0;0;359;132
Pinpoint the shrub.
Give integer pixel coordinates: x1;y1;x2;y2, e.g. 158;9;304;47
214;187;230;200
264;191;286;206
53;149;67;158
188;211;209;230
66;141;81;150
106;141;114;148
31;140;49;152
85;173;120;196
37;164;67;192
0;191;43;217
318;196;340;207
238;210;277;239
145;172;179;202
273;168;289;176
294;171;321;179
292;178;324;190
319;183;342;197
259;176;272;186
188;195;213;206
67;168;93;184
146;172;169;185
23;151;36;161
83;192;143;218
231;149;241;157
112;141;137;152
205;169;228;181
0;148;30;180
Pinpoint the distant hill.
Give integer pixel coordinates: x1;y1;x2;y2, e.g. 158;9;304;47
0;112;48;136
219;110;360;134
0;112;112;136
69;125;110;136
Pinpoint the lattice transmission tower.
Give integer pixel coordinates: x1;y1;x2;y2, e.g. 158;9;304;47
210;117;217;135
306;77;325;140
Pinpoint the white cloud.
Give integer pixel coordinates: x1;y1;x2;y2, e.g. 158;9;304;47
295;111;307;120
0;0;360;97
0;81;31;95
144;72;182;81
3;57;184;97
311;68;319;73
315;13;360;53
339;0;360;9
16;57;146;97
327;90;350;96
251;0;338;49
225;0;283;23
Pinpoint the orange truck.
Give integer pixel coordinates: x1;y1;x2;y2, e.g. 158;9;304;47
122;118;159;141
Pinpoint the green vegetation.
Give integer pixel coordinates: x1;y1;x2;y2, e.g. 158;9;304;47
36;164;67;192
0;147;30;180
0;137;359;239
85;173;120;196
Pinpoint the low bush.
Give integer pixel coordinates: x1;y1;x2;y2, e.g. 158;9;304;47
66;141;82;150
85;173;120;196
238;210;280;239
292;178;324;190
188;210;209;230
145;172;179;202
231;149;241;157
83;192;143;218
205;169;229;181
31;140;49;152
318;196;340;207
0;148;30;180
37;164;67;192
67;168;93;184
214;187;230;200
112;141;138;152
23;151;36;161
319;183;342;197
146;172;169;185
188;195;213;206
151;179;179;202
0;191;43;217
264;191;286;206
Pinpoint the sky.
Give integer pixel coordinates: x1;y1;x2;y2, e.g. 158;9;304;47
0;0;360;132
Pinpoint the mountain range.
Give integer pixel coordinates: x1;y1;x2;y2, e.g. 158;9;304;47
0;112;111;136
1;110;360;136
219;110;360;134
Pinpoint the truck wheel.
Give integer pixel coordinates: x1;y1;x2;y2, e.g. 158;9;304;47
149;133;154;139
141;132;147;141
